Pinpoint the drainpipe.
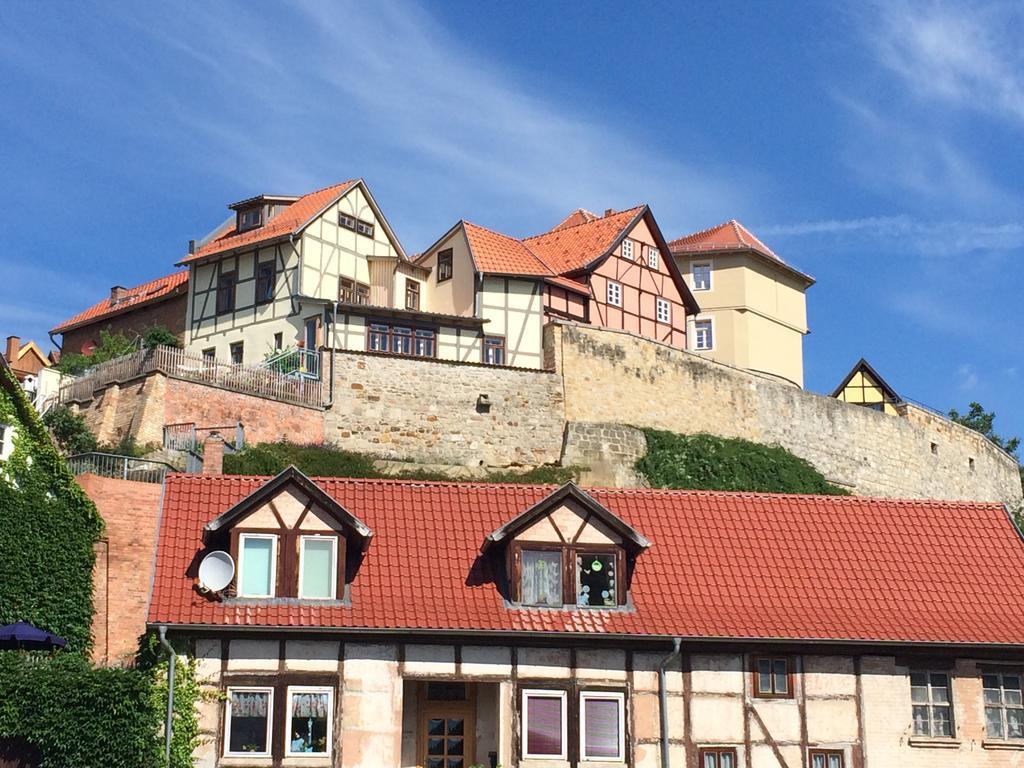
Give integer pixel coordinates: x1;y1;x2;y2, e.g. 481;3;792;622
658;637;682;768
325;301;338;407
159;625;176;765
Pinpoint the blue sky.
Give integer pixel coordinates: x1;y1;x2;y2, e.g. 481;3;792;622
1;0;1022;437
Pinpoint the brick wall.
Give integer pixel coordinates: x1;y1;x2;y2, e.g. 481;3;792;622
326;352;565;467
552;322;1023;503
61;294;187;356
77;473;163;666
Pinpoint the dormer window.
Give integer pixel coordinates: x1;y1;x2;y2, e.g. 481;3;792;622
483;483;650;612
238;207;263;232
298;536;338;600
239;534;277;598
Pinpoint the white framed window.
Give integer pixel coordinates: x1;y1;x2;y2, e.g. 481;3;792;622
580;691;625;761
692;261;712;291
984;672;1024;739
224;686;273;756
522;689;568;759
238;534;277;598
656;297;671;324
621;238;634;261
607;281;622;307
285;686;333;756
694;319;714;351
298;535;338;600
911;670;954;738
646;245;659;269
0;424;15;461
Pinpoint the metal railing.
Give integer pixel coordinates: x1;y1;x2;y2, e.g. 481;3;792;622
261;347;321;380
164;421;245;453
58;346;324;408
66;452;176;484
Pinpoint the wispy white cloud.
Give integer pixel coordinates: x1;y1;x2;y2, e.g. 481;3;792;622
956;363;980;392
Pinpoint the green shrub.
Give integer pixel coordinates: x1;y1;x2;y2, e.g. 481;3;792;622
635;429;850;495
0;653;162;768
41;405;98;455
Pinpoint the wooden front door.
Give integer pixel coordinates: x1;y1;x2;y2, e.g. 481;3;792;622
417;683;475;768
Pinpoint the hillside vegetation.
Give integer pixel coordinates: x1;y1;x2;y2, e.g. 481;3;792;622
635;429;850;495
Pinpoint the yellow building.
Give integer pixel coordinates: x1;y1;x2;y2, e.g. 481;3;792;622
832;358;902;415
669;220;814;387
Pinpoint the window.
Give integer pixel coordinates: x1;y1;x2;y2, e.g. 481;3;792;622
286;687;333;756
405;279;420;311
355;219;374;237
580;692;625;761
521;549;562;608
273;333;283;351
238;208;262;231
437;249;453;282
646;245;659;269
216;270;237;315
692;262;712;291
522;690;567;760
699;748;738;768
238;534;277;598
483;336;506;366
518;546;622;609
911;670;954;737
366;322;435;358
576;552;617;608
339;213;374;237
230;342;244;366
298;536;338;600
621;239;634;261
224;687;273;756
694;319;713;350
202;348;216;364
255;261;275;304
339;278;370;305
607;281;622;307
656;297;671;324
984;672;1023;740
753;656;792;698
809;751;844;768
304;317;318;351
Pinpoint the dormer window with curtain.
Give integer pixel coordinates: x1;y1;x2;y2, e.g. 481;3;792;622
202;467;372;603
481;483;649;611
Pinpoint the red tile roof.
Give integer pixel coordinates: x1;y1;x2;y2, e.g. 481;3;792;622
669;220;814;284
463;221;553;276
180;181;357;264
524;206;645;274
149;476;1024;646
51;270;188;334
550;208;599;232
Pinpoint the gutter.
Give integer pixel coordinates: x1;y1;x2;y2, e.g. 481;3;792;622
658;637;681;768
158;625;176;765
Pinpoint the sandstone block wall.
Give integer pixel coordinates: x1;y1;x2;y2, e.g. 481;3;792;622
78;473;163;666
552;323;1023;503
562;422;648;487
325;352;564;467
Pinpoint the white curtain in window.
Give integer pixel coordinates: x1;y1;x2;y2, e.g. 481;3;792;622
231;691;269;717
301;539;335;599
240;538;273;596
292;692;328;717
521;550;561;607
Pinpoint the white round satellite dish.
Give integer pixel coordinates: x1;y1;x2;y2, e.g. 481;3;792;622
198;551;235;592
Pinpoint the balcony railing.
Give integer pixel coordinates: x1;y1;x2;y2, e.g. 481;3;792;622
58;346;324;408
66;452;176;484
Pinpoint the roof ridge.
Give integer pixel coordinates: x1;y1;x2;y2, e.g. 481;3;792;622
462;220;557;275
523;204;645;242
668;219;733;247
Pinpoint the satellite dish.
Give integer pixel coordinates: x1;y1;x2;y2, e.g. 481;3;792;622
198;551;235;592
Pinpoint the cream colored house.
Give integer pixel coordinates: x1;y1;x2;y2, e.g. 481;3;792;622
832;358;902;415
669;220;813;387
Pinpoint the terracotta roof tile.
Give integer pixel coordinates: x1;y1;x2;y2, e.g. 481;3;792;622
149;477;1024;646
524;206;645;274
550;208;599;232
51;271;188;334
180;181;357;264
669;219;814;284
462;221;553;276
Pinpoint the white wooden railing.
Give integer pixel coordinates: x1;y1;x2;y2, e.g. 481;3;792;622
58;346;324;408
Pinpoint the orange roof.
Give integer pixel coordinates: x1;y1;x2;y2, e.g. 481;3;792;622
180;181;357;264
463;221;553;275
150;475;1024;646
669;219;814;284
51;271;188;335
525;206;645;274
550;208;599;232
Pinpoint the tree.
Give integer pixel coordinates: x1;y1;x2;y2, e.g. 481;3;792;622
42;406;98;454
948;402;1020;458
56;330;137;375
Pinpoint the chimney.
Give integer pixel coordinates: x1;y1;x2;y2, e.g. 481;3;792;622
5;336;19;362
604;208;615;217
188;239;196;255
202;432;225;476
110;286;129;303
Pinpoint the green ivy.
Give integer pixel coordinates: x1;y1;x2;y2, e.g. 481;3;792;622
0;363;103;651
0;653;162;768
224;441;580;484
635;429;850;495
137;632;203;768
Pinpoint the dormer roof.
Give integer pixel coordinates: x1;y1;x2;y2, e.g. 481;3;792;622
831;358;902;403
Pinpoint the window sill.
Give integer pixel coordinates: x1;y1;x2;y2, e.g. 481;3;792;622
983;739;1024;750
907;737;960;749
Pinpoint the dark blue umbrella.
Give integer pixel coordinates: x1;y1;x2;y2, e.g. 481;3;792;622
0;621;67;650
